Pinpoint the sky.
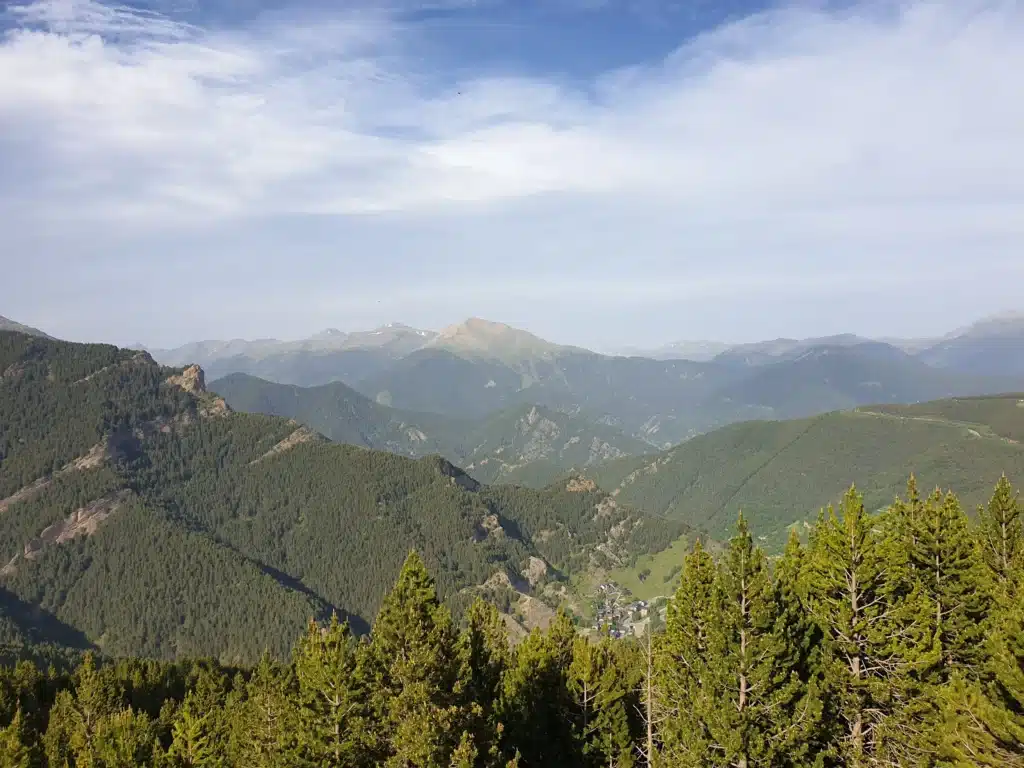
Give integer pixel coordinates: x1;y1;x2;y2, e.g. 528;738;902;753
1;0;1023;351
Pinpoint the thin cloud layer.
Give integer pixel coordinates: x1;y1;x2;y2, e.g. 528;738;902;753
1;0;1023;346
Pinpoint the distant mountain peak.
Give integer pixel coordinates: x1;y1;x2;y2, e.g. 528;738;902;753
431;317;568;362
962;311;1024;336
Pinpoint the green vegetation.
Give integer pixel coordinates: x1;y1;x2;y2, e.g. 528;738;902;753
211;373;653;487
2;478;1022;767
210;372;467;458
592;395;1024;551
0;331;683;663
605;535;700;601
0;316;49;339
356;339;1023;446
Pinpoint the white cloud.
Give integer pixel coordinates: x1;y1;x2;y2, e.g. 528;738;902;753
1;0;1023;346
1;0;1020;220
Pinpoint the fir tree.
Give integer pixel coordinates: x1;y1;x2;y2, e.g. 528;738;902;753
366;551;472;768
292;614;369;768
227;653;299;768
501;611;577;767
0;708;32;768
655;539;719;767
977;475;1023;594
804;488;921;767
460;599;510;766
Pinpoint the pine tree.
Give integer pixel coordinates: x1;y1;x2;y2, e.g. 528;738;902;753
90;708;159;767
905;491;993;679
567;637;636;768
293;614;369;767
366;551;472;768
0;708;32;768
772;529;829;766
977;475;1023;594
227;653;299;768
460;599;510;765
501;610;577;767
804;488;922;767
635;626;663;768
167;667;228;767
450;732;479;768
655;539;719;767
41;653;128;768
168;705;222;768
667;517;824;768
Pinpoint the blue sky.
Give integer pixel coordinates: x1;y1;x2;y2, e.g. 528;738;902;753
1;0;1023;350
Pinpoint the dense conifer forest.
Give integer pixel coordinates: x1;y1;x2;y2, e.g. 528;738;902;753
0;330;686;660
1;477;1020;766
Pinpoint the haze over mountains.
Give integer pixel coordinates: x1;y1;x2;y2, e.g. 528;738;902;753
2;317;1024;665
140;313;1024;449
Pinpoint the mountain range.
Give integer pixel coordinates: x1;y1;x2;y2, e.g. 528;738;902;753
0;329;685;661
2;310;1024;662
210;373;652;486
138;314;1024;447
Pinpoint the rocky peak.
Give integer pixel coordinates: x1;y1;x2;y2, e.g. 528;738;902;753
430;317;570;362
167;364;206;395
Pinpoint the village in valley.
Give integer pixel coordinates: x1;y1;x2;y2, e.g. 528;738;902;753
588;581;664;639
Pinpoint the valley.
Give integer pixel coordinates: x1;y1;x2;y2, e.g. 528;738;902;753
4;312;1024;664
2;317;1023;766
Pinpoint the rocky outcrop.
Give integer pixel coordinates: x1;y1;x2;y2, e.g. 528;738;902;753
166;364;206;394
0;442;107;515
250;427;320;464
1;490;132;576
566;476;597;493
522;556;549;587
474;514;507;542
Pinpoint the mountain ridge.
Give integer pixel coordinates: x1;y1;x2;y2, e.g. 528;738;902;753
0;329;686;660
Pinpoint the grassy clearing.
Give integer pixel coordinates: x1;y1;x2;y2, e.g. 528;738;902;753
606;533;694;601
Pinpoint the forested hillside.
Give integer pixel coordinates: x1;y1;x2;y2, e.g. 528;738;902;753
212;373;653;487
591;394;1024;551
1;479;1021;767
154;317;1024;447
210;372;466;458
0;331;686;662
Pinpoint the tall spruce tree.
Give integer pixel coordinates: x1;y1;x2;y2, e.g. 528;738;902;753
460;599;510;766
501;610;577;767
293;614;369;767
0;708;32;768
366;551;473;768
226;653;299;768
656;539;719;767
804;488;923;767
166;666;228;768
